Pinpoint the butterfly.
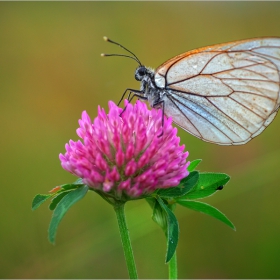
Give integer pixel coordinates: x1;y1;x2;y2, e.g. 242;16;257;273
102;36;280;145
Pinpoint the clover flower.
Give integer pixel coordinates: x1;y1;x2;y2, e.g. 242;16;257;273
59;100;190;200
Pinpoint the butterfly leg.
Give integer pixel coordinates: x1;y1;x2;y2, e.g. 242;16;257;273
119;90;147;117
118;88;143;106
128;92;147;103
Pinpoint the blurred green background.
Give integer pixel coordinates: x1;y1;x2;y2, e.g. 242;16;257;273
1;2;280;278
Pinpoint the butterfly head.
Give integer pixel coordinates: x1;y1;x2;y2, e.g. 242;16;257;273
135;66;148;81
135;65;154;82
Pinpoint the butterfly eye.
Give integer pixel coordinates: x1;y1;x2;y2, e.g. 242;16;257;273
135;66;147;81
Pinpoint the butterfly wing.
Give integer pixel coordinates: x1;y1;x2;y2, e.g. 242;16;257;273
154;38;280;145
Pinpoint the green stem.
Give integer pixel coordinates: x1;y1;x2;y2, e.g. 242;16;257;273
114;202;138;279
168;251;178;279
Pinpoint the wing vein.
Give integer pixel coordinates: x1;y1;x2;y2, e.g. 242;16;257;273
227;95;265;119
165;94;202;138
205;97;252;134
169;93;241;140
250;50;280;62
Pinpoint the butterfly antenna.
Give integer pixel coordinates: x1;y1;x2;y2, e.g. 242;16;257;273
101;36;142;66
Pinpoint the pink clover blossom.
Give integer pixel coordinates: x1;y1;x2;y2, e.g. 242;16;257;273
59;101;190;199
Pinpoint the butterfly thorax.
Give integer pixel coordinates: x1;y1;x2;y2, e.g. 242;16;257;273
135;66;164;108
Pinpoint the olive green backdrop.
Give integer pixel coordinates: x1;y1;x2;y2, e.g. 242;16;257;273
1;2;280;278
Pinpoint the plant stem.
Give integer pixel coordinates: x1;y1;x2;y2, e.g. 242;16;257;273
114;201;138;279
168;250;177;279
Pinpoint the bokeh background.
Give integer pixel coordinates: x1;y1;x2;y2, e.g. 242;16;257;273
1;2;280;278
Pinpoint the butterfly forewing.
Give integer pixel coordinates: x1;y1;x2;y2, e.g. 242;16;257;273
155;38;280;145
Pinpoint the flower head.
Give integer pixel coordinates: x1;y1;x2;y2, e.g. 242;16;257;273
59;100;190;200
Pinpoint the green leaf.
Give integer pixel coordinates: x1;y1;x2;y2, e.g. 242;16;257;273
187;159;202;172
49;191;71;211
32;194;52;210
157;171;199;199
73;178;84;185
48;185;89;244
60;184;79;191
157;197;179;263
182;172;230;200
146;197;168;232
177;199;235;230
145;197;156;210
58;179;85;192
152;199;168;231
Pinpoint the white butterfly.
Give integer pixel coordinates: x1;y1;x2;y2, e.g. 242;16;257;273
102;37;280;145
